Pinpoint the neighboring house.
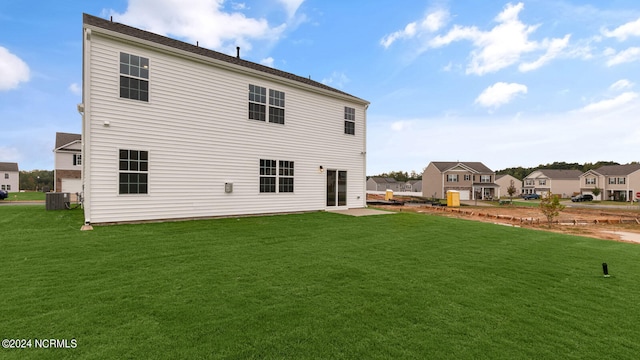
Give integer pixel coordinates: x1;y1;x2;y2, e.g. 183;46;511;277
81;14;369;225
366;177;422;193
522;169;582;198
407;180;422;193
580;164;640;201
54;132;82;193
422;162;498;200
495;174;522;198
366;177;403;192
0;162;19;192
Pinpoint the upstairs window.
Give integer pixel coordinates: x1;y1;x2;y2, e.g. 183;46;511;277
120;53;149;102
249;84;266;121
269;89;285;124
4;173;8;179
447;174;458;182
539;179;546;186
344;107;355;135
586;177;596;185
119;149;148;194
73;154;82;166
464;174;471;181
481;175;491;183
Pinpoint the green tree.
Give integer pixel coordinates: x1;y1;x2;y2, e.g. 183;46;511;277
507;180;517;203
539;191;565;227
592;187;601;199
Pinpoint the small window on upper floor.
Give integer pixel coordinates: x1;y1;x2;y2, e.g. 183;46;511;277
249;84;266;122
344;107;355;135
269;89;285;124
120;52;149;102
73;154;82;166
4;173;8;179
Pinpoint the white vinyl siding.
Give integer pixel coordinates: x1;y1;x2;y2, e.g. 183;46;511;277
83;30;367;223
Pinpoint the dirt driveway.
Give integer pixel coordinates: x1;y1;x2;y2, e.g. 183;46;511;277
368;195;640;243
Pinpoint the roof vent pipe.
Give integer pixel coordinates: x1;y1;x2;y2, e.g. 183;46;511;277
236;46;240;59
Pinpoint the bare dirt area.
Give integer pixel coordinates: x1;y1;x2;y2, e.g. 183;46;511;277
367;194;640;243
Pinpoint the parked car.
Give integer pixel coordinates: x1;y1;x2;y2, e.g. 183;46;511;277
571;194;594;202
0;189;7;200
522;193;540;200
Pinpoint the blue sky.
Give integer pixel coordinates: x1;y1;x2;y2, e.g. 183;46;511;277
2;0;640;175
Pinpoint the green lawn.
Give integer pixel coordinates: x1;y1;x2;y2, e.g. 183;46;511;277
2;206;640;359
4;191;46;201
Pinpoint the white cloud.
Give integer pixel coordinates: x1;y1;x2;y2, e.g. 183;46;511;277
423;3;570;75
519;34;570;72
606;47;640;66
380;9;448;48
475;82;528;109
0;46;30;91
602;17;640;41
277;0;304;19
109;0;287;55
367;100;640;175
390;120;413;132
610;79;633;91
577;91;638;113
321;71;349;89
260;57;274;67
69;83;81;95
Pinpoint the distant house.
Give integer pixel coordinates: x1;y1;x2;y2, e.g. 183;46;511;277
81;14;369;225
495;174;522;198
366;177;404;192
53;132;82;193
366;177;422;193
522;169;582;198
422;162;498;200
407;180;422;193
580;164;640;201
0;162;19;192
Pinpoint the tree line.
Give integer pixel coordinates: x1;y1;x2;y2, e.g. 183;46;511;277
19;170;54;191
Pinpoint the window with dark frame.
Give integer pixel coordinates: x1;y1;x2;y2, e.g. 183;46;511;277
119;149;148;194
73;154;82;166
4;173;8;179
269;89;285;124
260;159;276;193
260;159;294;193
249;84;267;121
344;107;355;135
279;160;294;192
119;53;149;102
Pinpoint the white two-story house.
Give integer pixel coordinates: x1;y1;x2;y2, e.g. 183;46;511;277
0;162;19;192
81;14;369;225
53;132;82;193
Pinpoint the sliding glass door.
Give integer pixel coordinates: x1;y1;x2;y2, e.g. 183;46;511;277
327;170;347;207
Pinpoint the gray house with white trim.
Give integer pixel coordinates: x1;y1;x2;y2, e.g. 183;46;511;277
81;14;369;225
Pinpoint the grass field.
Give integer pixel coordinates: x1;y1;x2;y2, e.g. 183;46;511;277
4;192;46;201
2;206;640;359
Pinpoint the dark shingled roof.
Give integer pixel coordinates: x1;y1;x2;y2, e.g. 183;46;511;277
83;13;368;104
535;169;583;179
431;162;494;173
55;132;81;149
593;163;640;176
0;162;19;171
369;177;398;184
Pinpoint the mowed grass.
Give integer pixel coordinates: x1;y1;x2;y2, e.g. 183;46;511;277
2;206;640;359
4;191;46;201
